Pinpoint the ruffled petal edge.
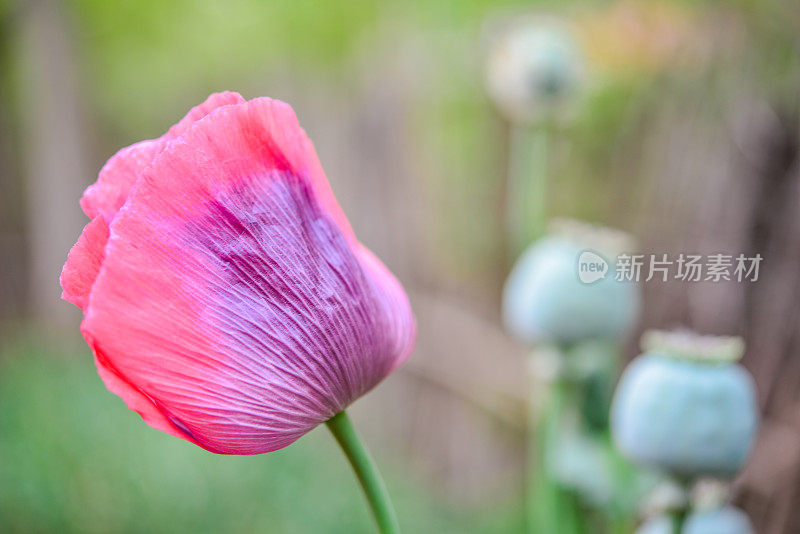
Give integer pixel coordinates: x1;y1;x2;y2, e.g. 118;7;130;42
80;91;247;221
60;216;109;311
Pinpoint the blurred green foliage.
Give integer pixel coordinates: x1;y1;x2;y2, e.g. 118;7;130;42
0;339;519;533
68;0;381;126
61;0;542;135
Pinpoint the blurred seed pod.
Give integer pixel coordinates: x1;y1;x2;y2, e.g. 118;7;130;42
611;330;759;479
636;505;754;534
485;17;584;124
640;479;689;518
503;219;639;345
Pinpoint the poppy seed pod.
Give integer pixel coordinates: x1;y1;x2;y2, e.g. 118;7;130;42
611;331;758;479
485;18;583;123
503;220;639;345
636;505;754;534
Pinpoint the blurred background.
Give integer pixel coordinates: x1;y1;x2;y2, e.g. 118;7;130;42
0;0;798;532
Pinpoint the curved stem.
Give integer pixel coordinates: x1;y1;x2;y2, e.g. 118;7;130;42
326;411;400;534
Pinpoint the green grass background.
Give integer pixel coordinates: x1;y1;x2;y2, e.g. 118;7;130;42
0;338;520;533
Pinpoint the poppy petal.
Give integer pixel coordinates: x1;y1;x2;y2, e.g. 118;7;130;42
81;91;246;222
60;216;109;311
88;334;201;445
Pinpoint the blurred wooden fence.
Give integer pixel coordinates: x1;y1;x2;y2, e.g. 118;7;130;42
637;90;800;533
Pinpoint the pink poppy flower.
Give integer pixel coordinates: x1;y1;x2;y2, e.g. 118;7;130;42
61;92;416;455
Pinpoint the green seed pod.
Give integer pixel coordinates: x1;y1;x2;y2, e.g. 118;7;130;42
503;219;639;344
611;331;759;479
486;18;583;123
636;505;754;534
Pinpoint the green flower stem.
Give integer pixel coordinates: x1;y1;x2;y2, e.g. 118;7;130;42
670;507;688;534
526;352;585;534
669;478;691;534
326;411;400;534
507;122;548;257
